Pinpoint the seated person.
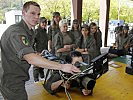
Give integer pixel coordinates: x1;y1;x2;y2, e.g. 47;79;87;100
43;51;94;96
75;24;97;64
54;19;75;60
109;26;131;56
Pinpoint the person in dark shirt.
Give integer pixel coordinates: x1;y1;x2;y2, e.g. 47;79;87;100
33;17;48;82
48;12;61;53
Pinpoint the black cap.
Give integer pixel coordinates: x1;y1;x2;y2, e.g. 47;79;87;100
81;24;89;29
73;19;78;23
40;17;47;23
53;12;60;17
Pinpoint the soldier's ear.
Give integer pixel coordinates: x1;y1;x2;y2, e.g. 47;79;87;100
22;9;26;16
22;10;24;16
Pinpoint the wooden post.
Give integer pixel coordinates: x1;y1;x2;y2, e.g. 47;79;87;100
99;0;110;47
71;0;82;25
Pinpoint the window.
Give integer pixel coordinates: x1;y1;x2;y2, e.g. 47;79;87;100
15;15;22;23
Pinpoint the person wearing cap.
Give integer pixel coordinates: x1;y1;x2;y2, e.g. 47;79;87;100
70;19;82;43
33;17;48;82
48;12;61;54
53;19;75;60
75;24;97;64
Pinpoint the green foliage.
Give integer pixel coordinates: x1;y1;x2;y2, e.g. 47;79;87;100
0;0;133;23
0;10;4;21
0;0;23;22
24;0;71;20
110;0;133;23
120;5;133;22
110;0;118;20
82;0;100;22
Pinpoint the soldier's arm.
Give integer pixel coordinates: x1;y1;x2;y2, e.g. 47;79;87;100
48;40;52;52
10;31;80;74
23;53;80;73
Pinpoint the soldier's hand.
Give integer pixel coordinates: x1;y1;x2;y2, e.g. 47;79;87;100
61;64;81;74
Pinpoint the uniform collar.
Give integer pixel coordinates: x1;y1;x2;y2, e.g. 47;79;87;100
20;19;34;36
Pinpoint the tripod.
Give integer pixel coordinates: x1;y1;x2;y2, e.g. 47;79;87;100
125;46;133;75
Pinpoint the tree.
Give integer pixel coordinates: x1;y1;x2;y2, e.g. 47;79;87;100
109;0;133;23
82;0;100;22
0;10;4;21
109;0;118;20
0;0;23;22
24;0;71;20
0;0;133;23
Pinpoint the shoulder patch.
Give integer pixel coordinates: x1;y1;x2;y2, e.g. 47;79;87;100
21;36;29;46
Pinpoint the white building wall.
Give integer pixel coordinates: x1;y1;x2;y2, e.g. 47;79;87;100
5;10;22;25
0;24;10;38
0;10;22;38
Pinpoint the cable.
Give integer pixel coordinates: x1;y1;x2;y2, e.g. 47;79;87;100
59;72;72;100
58;65;94;100
59;65;94;83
